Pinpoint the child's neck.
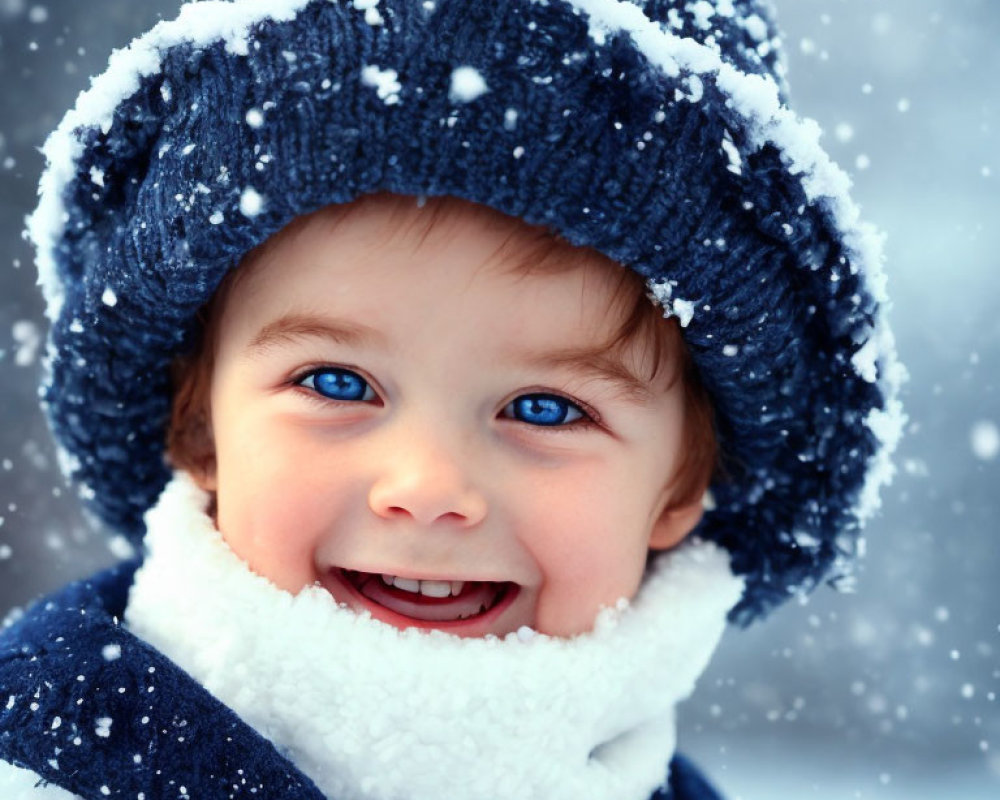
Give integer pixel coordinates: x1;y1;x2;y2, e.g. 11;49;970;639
125;473;743;800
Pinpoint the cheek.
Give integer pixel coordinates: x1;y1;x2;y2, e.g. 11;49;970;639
213;433;338;594
217;493;320;593
516;468;653;632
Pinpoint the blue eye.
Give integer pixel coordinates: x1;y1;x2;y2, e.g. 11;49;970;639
504;394;585;427
298;368;375;402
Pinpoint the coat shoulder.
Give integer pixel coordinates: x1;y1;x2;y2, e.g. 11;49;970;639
652;753;725;800
0;563;324;800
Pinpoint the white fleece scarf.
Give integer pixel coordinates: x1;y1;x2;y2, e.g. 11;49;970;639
125;473;744;800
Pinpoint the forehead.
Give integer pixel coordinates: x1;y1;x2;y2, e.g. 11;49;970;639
228;195;637;337
246;195;622;281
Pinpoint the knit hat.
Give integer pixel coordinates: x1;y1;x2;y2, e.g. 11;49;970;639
27;0;904;624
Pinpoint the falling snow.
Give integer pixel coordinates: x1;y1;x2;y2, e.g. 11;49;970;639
834;122;854;143
11;320;41;366
970;420;1000;461
1;2;998;799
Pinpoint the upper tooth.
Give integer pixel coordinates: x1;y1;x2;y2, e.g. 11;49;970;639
393;577;421;593
379;575;467;598
419;580;452;598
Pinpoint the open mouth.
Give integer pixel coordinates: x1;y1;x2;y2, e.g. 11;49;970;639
338;569;517;625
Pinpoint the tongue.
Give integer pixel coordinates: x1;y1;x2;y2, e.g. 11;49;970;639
353;574;501;622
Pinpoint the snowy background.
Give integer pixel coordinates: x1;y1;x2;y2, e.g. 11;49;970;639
0;1;997;798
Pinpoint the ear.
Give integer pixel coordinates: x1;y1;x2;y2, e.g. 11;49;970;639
167;408;218;493
186;413;218;493
647;493;706;551
190;449;218;493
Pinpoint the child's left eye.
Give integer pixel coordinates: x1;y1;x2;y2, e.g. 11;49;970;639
296;367;377;403
502;393;587;427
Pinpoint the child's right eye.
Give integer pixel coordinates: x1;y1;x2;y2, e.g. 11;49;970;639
296;367;377;403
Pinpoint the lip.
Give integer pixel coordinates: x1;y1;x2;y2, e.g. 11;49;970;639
322;567;521;637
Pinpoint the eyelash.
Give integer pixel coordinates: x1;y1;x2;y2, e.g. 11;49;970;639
290;366;601;430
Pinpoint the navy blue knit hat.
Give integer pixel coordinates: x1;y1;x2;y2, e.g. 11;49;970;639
28;0;903;624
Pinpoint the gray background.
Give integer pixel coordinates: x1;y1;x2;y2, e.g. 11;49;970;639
1;1;997;798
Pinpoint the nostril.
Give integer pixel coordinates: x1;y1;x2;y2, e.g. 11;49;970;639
436;511;470;523
369;480;487;526
386;506;468;524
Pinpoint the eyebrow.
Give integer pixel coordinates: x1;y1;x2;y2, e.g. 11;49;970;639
518;346;656;405
245;312;656;404
245;313;389;356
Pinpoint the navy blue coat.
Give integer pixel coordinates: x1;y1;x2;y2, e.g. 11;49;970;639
0;565;723;799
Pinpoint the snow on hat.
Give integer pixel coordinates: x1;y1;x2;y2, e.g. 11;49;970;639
27;0;904;624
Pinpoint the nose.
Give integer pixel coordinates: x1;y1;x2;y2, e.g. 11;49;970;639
367;432;488;528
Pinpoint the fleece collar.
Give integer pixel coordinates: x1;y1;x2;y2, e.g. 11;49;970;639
125;473;743;800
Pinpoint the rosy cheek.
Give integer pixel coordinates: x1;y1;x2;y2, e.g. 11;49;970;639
217;493;315;594
267;519;321;590
525;508;650;637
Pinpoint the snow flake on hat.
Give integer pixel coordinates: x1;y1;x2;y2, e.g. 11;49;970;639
95;716;112;738
245;107;265;128
239;187;265;218
676;74;704;103
101;643;123;662
721;129;743;175
449;66;489;104
361;64;402;105
352;0;384;27
647;278;695;328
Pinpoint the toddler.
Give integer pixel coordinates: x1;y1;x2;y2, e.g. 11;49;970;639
0;1;903;798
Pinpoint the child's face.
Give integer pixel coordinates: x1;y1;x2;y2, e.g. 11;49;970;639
194;198;703;638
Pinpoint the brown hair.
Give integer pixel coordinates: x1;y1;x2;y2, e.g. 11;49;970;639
167;194;718;509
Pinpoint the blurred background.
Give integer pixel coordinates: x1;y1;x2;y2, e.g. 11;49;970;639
0;1;997;798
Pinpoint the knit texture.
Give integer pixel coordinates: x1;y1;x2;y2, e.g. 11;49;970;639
29;0;902;624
